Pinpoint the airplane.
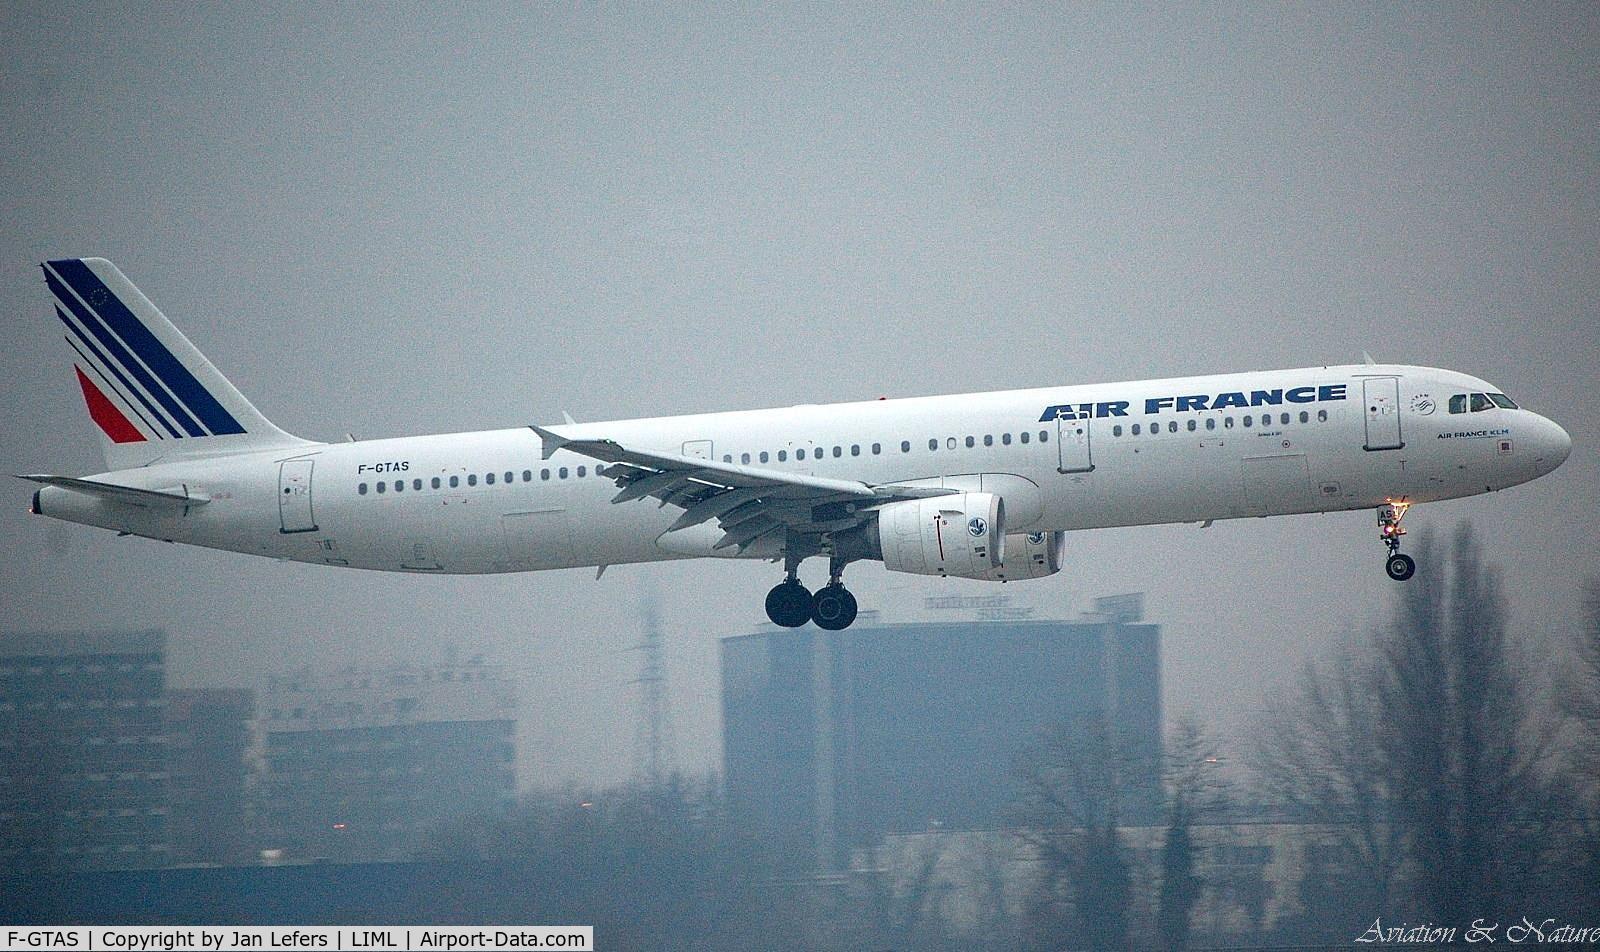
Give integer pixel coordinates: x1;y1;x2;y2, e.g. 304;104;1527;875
21;258;1572;630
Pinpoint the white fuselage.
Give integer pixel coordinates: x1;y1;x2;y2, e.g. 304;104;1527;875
33;364;1572;575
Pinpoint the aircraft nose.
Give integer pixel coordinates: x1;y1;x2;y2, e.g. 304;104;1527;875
1538;415;1572;471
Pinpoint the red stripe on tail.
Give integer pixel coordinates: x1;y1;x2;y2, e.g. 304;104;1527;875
75;366;147;444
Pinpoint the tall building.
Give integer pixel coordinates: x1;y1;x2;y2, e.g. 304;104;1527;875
260;657;517;862
721;597;1161;871
0;630;170;871
165;688;254;866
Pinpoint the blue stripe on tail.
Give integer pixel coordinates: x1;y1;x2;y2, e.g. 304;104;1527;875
48;259;246;436
58;307;178;439
47;267;205;437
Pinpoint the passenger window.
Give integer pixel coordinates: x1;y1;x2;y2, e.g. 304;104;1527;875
1039;430;1049;442
759;451;769;463
741;453;751;464
983;435;993;446
577;466;586;477
1113;425;1123;436
1280;413;1290;426
797;449;807;460
358;483;368;495
851;444;860;456
1020;432;1030;444
1187;420;1196;431
1206;418;1216;431
486;472;495;485
523;470;532;482
871;443;881;455
540;469;550;481
1168;421;1177;433
467;474;477;486
723;454;733;463
449;476;460;488
832;446;842;458
1132;424;1141;436
414;479;423;491
1471;393;1492;412
965;436;975;448
377;482;386;494
929;439;938;451
506;471;514;484
901;441;911;453
396;480;406;492
431;477;441;489
778;450;787;462
1002;433;1012;445
946;437;957;450
1448;394;1468;414
1243;416;1253;428
1317;410;1328;422
1224;417;1234;429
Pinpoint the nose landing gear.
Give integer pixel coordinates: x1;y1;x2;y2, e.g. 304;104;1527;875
1379;499;1415;581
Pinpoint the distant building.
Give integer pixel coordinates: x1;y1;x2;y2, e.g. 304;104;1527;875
165;688;254;866
260;658;517;862
721;597;1162;872
0;630;170;871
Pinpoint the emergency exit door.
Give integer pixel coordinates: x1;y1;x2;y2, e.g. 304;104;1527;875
278;459;317;533
1362;378;1404;451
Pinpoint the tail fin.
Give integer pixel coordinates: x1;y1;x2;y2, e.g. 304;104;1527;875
43;257;314;471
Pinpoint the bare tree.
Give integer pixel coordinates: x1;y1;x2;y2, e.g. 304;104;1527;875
1250;644;1405;916
1157;719;1228;951
1557;577;1600;916
1013;714;1140;951
1375;524;1556;919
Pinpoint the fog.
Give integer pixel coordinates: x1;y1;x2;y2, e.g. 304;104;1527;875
2;2;1595;793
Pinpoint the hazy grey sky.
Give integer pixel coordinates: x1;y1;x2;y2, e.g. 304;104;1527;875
3;3;1596;787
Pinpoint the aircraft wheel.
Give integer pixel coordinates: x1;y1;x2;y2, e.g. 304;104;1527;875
812;584;858;630
765;580;812;628
1386;553;1416;582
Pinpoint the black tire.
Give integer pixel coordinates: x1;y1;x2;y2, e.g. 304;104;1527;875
812;584;858;630
1386;553;1416;582
765;581;812;627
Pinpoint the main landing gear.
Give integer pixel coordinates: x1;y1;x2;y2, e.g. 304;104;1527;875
1379;500;1415;582
765;556;859;630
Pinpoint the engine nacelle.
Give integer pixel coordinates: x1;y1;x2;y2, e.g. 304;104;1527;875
877;492;1006;579
969;530;1065;582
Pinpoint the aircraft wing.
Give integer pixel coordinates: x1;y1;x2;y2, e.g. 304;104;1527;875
15;474;210;509
529;425;952;552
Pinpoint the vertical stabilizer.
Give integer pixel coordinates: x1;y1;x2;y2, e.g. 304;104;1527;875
43;257;315;470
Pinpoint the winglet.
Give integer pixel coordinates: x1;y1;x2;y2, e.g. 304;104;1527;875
528;424;571;460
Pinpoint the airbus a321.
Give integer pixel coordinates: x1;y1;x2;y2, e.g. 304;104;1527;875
22;258;1572;629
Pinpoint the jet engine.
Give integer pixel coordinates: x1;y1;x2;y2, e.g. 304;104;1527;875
969;530;1064;581
875;492;1006;579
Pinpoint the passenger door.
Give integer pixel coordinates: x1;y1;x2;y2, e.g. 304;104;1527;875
278;459;317;533
1363;377;1404;451
1055;416;1093;473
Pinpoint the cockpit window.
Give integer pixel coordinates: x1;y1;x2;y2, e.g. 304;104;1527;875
1449;394;1468;414
1470;393;1493;412
1488;393;1517;409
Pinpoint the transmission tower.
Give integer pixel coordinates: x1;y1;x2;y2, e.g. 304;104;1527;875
630;589;676;788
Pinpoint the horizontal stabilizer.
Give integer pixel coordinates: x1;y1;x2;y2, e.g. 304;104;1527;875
15;474;209;508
